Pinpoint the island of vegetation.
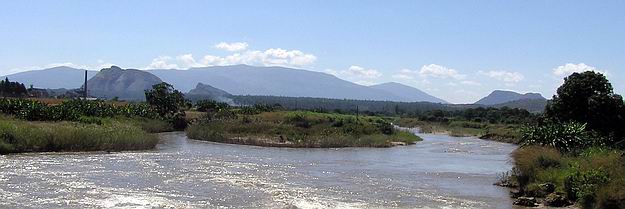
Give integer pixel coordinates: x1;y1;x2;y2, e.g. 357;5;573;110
186;100;421;148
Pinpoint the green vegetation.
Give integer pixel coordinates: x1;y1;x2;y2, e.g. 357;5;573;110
0;82;194;154
145;82;189;129
0;116;159;154
393;107;529;144
511;146;624;208
186;105;421;148
0;98;159;121
507;71;625;208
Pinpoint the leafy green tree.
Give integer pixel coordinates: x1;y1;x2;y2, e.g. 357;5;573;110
145;82;187;120
545;71;625;143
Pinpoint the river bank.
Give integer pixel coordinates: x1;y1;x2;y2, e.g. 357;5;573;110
394;117;522;144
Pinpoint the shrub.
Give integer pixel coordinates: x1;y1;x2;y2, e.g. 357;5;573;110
520;121;602;153
512;146;562;190
196;100;230;112
564;169;610;208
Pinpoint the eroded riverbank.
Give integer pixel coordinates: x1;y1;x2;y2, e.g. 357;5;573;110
0;130;518;208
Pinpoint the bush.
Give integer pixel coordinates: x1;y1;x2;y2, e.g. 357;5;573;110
565;169;610;208
520;121;603;153
196;100;230;112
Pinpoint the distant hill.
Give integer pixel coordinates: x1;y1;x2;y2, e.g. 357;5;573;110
1;66;97;89
186;83;233;102
149;65;410;101
475;90;546;105
369;82;448;103
87;66;162;100
492;98;549;113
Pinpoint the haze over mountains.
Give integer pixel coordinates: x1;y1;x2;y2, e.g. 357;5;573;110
3;65;447;103
0;66;97;89
1;64;547;111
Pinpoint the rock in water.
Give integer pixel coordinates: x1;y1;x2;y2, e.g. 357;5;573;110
514;197;539;207
544;193;569;207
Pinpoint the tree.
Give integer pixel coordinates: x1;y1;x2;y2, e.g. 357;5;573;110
545;71;625;142
0;77;28;97
145;82;187;121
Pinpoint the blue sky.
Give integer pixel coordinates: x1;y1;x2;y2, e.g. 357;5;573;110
1;0;624;103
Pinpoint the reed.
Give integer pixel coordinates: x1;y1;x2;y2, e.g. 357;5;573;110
0;116;159;154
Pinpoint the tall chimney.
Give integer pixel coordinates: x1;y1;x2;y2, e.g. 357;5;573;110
84;70;88;99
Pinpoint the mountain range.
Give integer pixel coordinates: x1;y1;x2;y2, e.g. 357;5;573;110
1;66;97;89
2;65;547;111
3;65;447;103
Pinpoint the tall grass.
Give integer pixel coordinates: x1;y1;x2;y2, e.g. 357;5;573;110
511;146;625;208
0;116;159;154
186;111;422;148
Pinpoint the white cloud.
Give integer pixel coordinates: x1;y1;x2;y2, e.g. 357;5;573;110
392;68;418;80
146;46;317;69
392;73;414;80
326;65;382;85
200;48;317;67
214;42;249;52
147;56;179;69
479;70;524;83
419;64;466;80
552;63;606;76
354;80;377;86
460;80;481;86
176;54;203;68
344;65;382;78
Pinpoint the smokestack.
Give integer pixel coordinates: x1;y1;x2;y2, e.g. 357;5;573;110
84;70;88;99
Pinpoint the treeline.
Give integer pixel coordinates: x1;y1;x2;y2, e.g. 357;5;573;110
414;107;535;124
232;95;458;115
232;95;536;124
0;78;27;97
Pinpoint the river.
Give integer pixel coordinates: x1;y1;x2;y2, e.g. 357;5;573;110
0;129;518;209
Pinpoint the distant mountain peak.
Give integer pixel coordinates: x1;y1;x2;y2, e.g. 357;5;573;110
87;66;162;100
475;90;546;105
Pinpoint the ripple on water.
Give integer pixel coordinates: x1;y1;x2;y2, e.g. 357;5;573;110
0;132;516;209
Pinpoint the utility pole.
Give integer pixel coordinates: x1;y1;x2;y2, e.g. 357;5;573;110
84;70;88;100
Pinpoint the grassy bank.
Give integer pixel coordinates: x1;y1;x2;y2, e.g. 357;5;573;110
186;111;422;148
508;146;625;208
0;116;160;154
394;117;521;144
